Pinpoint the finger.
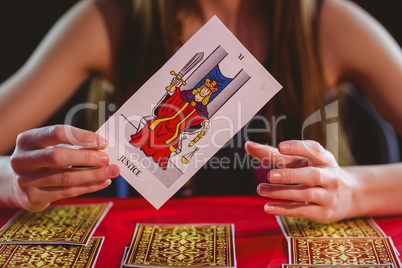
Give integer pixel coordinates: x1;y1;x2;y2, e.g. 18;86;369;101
17;125;107;150
278;140;337;167
245;141;306;168
44;179;113;200
14;147;111;171
257;183;328;204
263;202;334;223
19;165;120;188
26;179;113;212
267;167;335;188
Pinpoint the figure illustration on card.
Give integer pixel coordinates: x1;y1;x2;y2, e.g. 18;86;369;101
128;46;250;180
129;76;216;170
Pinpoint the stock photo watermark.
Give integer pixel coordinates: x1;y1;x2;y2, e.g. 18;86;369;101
63;100;340;171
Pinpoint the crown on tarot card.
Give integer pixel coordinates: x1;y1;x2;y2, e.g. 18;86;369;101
204;78;218;93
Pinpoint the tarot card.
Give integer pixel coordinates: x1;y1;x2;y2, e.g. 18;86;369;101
0;203;112;245
288;237;401;268
120;246;129;268
277;216;386;238
282;265;394;268
97;16;282;209
124;224;236;267
0;237;104;268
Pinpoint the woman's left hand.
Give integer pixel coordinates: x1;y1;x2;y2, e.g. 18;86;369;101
245;140;358;223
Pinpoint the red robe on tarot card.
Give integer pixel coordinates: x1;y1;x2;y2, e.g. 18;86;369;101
130;88;208;170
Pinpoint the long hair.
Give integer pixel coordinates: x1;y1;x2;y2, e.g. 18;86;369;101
265;0;325;143
265;0;353;164
89;0;354;164
87;0;175;130
192;85;211;106
113;0;174;105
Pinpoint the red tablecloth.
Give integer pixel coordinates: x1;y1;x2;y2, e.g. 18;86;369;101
1;196;402;268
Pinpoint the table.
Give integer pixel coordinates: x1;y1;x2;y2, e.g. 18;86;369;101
1;196;402;268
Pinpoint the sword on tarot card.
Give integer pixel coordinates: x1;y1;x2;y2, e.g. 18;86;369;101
166;52;204;91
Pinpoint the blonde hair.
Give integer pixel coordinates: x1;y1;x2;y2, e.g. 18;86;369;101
192;85;211;106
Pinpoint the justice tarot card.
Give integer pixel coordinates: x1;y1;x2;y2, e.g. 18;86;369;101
97;16;282;209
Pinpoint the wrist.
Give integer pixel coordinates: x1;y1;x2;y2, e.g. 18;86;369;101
343;168;363;218
342;166;377;218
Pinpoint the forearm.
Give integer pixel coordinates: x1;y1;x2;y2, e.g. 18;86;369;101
0;156;22;208
345;163;402;217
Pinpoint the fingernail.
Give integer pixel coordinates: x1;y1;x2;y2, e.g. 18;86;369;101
257;183;271;194
97;136;107;148
108;165;120;177
100;154;109;164
264;204;276;213
103;179;111;187
269;171;281;182
245;140;256;146
279;142;290;152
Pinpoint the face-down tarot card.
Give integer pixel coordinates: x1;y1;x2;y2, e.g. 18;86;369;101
98;16;282;208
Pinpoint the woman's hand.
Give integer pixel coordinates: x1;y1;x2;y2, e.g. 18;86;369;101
10;125;120;212
245;140;358;223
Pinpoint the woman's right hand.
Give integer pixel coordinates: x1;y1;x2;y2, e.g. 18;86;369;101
10;125;120;212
